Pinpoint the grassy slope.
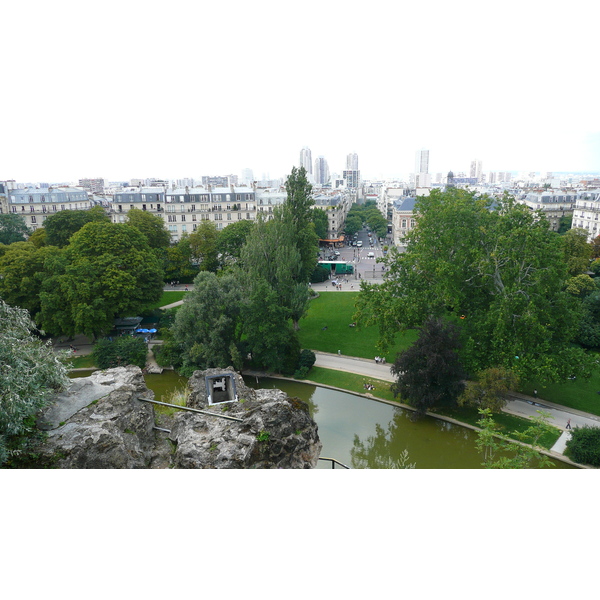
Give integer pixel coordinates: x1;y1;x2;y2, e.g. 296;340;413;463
298;292;416;362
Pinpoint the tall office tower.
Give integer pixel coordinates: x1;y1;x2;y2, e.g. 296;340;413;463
300;147;313;175
314;156;330;185
415;149;429;175
470;160;483;181
346;152;359;170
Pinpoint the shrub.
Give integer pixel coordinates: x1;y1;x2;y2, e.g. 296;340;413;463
311;265;330;283
298;349;316;370
92;336;148;369
565;425;600;466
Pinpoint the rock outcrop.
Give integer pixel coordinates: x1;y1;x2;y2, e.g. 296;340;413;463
36;366;322;469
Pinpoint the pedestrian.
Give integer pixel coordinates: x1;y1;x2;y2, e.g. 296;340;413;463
533;389;537;399
566;419;572;429
338;350;341;355
185;285;189;291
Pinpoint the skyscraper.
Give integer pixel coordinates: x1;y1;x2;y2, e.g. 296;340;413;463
415;149;429;175
300;147;313;175
470;160;483;181
346;152;359;170
314;156;329;186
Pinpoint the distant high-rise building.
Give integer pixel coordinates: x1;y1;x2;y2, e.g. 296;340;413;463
415;149;429;175
470;160;483;181
314;156;330;186
346;152;359;170
300;147;313;175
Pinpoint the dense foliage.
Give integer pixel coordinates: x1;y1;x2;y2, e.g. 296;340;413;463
0;213;29;245
92;336;148;369
356;188;595;383
390;317;466;414
565;425;600;466
0;300;69;466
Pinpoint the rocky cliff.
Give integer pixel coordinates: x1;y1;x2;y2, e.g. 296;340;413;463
36;366;321;469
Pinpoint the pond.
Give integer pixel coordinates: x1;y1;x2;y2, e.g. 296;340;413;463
243;377;574;469
69;370;574;469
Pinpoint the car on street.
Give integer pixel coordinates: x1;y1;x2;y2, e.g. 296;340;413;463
367;251;375;258
356;241;363;247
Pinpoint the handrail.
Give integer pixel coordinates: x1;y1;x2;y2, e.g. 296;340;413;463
318;456;351;469
137;397;243;422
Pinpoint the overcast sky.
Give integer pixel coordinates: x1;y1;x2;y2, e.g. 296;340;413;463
2;1;598;184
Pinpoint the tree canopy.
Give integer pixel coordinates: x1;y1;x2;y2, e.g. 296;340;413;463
0;214;29;245
38;221;164;338
356;188;594;382
126;207;171;251
43;205;109;247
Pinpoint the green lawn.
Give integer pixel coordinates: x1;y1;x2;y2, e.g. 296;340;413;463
520;370;600;417
298;292;416;361
152;291;186;310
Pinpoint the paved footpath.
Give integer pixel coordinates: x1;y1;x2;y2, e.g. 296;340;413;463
313;351;600;457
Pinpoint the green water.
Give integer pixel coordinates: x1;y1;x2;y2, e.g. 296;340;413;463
70;370;574;469
244;377;574;469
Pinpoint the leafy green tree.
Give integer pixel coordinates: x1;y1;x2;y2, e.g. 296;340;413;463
241;214;310;330
164;234;199;283
390;317;466;415
39;221;164;339
28;227;47;248
343;214;362;237
476;409;555;468
356;188;594;383
126;207;171;251
562;227;592;276
92;336;148;369
565;274;595;297
241;278;300;375
311;207;329;240
217;219;255;264
557;215;572;234
189;220;220;272
167;271;246;375
458;367;519;413
0;299;69;466
282;166;319;283
44;205;109;247
0;213;29;245
0;242;63;318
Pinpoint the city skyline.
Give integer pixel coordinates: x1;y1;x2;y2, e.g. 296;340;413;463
1;2;598;184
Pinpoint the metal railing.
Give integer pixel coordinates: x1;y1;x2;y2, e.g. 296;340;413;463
137;397;243;422
318;457;351;469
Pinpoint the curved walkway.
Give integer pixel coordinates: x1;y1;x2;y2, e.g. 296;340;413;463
313;351;600;457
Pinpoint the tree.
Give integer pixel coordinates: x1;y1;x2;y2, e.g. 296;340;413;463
343;214;362;237
557;215;572;234
282;166;319;283
44;205;109;247
189;220;220;272
0;299;69;466
241;214;310;330
167;271;246;375
217;219;255;264
390;317;466;415
356;189;594;383
92;336;148;369
311;207;329;240
0;242;63;318
458;367;519;412
38;221;164;339
0;213;29;245
476;409;555;468
126;207;171;251
562;227;592;276
164;234;199;283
